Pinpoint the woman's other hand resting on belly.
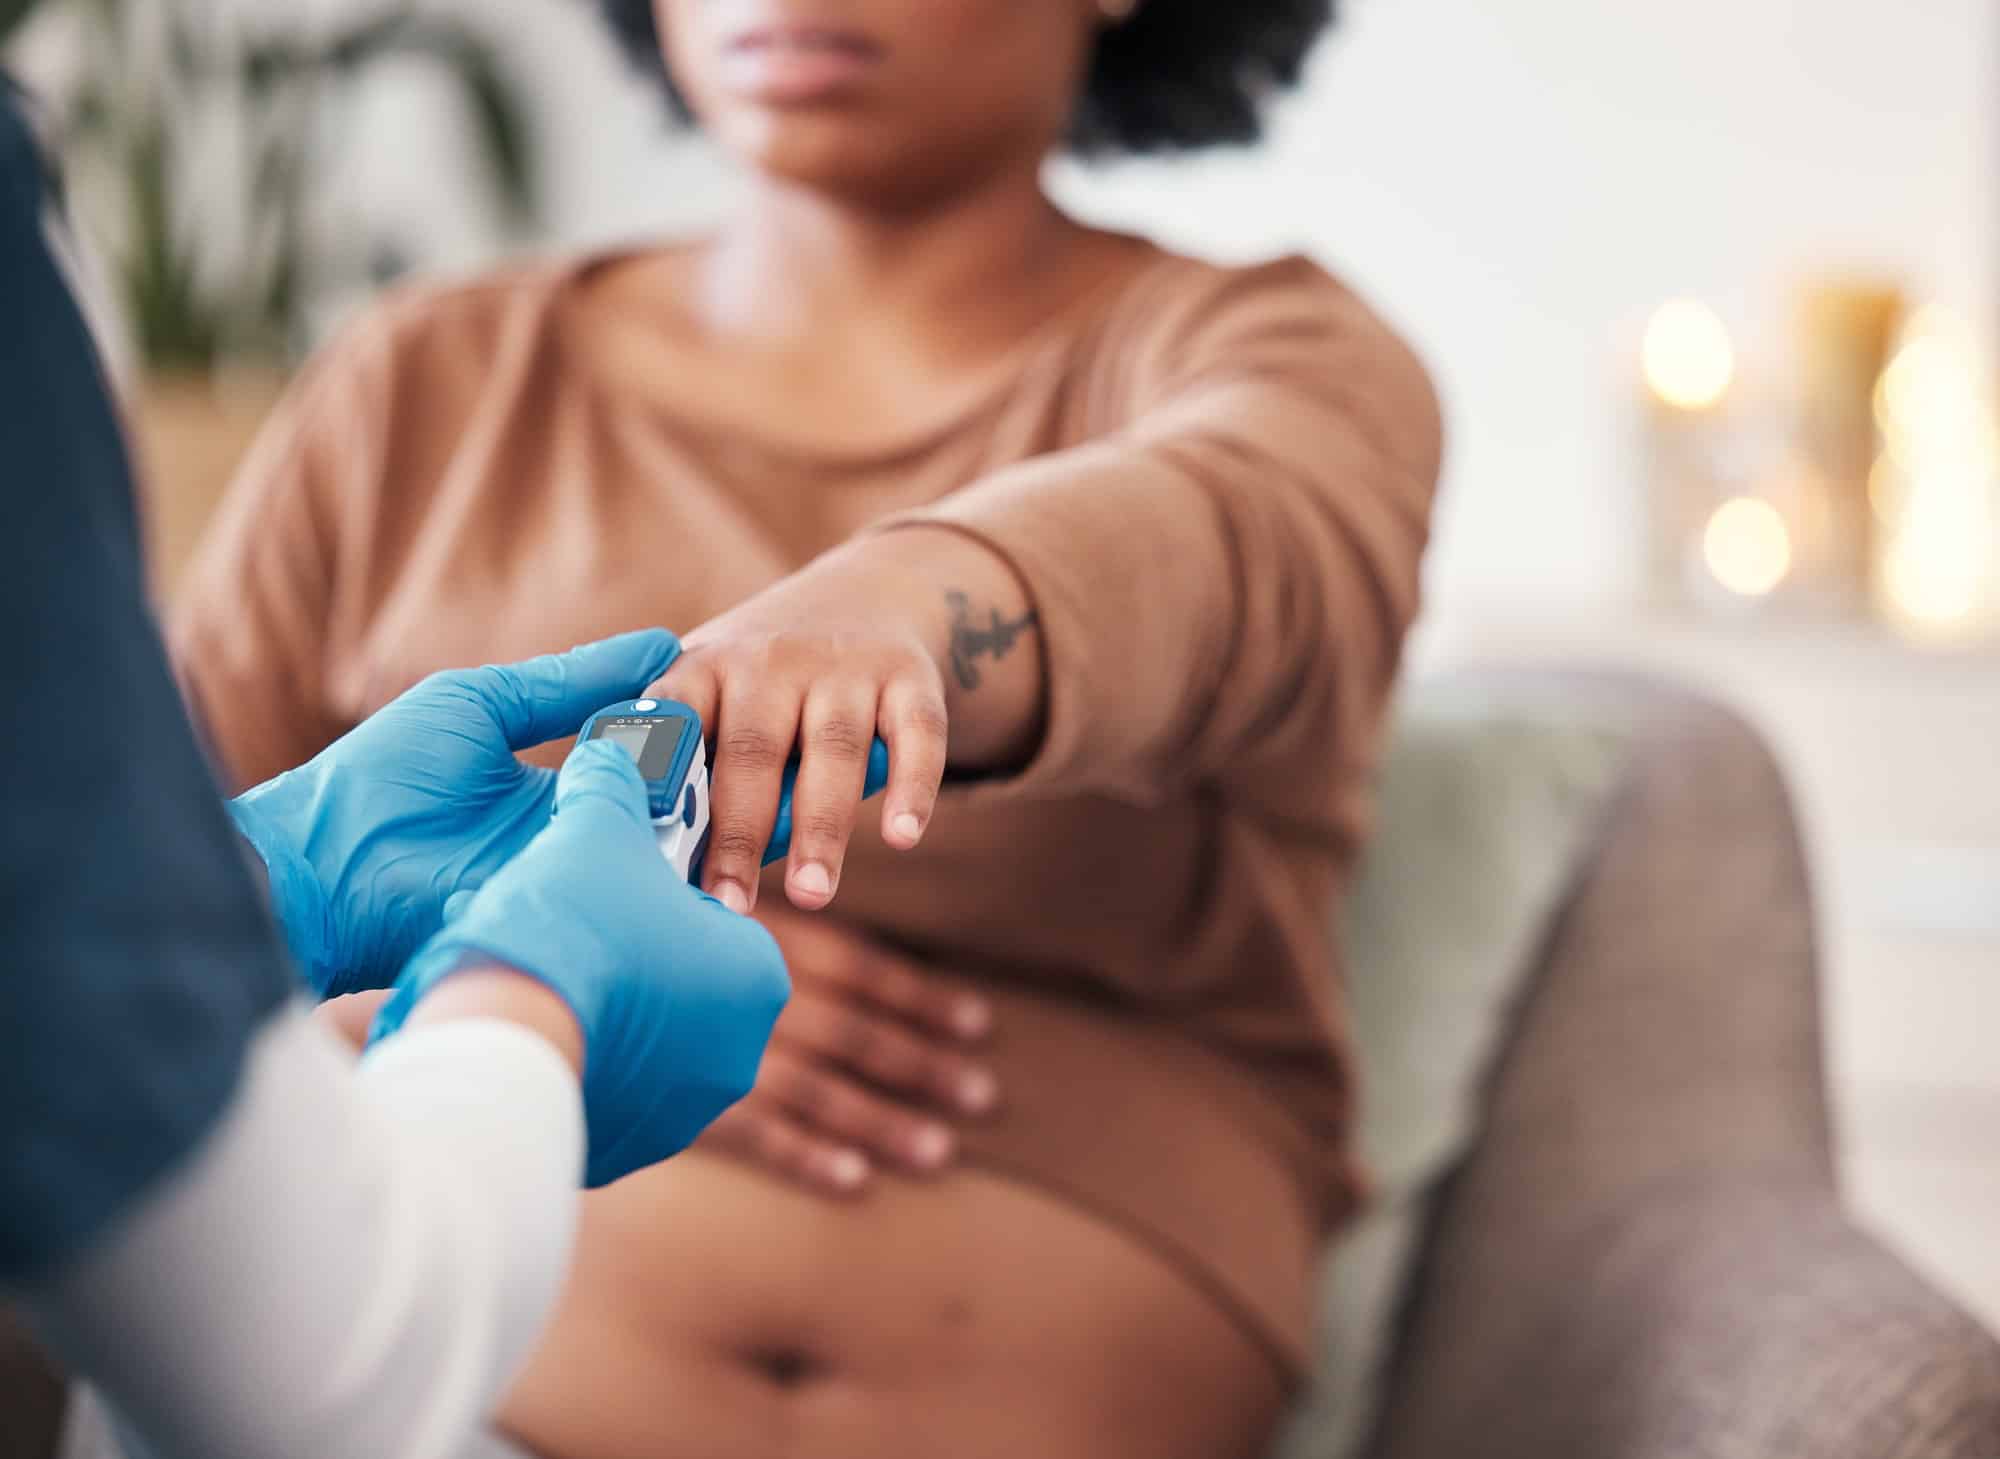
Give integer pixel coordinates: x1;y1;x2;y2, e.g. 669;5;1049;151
701;907;999;1197
313;909;999;1198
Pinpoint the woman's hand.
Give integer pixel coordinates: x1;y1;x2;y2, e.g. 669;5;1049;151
649;531;1043;915
650;548;952;915
698;909;999;1198
338;914;1002;1197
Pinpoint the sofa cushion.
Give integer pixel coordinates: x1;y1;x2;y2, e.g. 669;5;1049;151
1275;680;1628;1459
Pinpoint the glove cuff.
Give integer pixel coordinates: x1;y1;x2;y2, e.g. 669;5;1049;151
225;796;342;998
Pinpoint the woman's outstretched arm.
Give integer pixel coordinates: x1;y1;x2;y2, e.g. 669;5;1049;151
656;257;1443;913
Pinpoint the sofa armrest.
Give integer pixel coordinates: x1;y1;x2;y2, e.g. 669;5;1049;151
1365;673;2000;1459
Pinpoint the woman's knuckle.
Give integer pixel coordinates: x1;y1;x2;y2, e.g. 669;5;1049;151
803;956;859;997
798;810;850;847
819;937;870;982
721;725;784;768
817;1090;877;1142
865;1033;921;1082
833;1015;881;1067
711;825;765;861
879;966;927;1008
902;697;950;743
808;716;871;759
854;1109;907;1150
784;1069;831;1118
794;947;846;990
825;1090;876;1136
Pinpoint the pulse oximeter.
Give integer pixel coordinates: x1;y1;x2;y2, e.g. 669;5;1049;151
576;698;711;881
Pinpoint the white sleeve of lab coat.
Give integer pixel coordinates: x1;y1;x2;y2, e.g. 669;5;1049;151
22;1001;581;1459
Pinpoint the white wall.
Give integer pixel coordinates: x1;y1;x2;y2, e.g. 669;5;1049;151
1058;0;1997;609
343;0;1998;609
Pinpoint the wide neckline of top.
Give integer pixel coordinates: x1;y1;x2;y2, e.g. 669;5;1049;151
551;234;1185;470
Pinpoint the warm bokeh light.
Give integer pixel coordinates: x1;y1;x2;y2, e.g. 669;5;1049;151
1881;527;1986;632
1878;461;1993;635
1702;496;1792;597
1876;325;1996;471
1868;457;1903;525
1874;309;1998;638
1643;300;1736;410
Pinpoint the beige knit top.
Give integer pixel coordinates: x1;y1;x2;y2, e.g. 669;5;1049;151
171;241;1443;1377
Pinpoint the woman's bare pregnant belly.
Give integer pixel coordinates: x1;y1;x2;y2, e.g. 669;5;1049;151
499;1150;1287;1459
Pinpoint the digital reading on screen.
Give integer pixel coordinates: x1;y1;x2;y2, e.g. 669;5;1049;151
600;722;652;764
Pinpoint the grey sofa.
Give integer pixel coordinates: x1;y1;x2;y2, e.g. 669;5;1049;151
1361;674;2000;1459
6;674;2000;1459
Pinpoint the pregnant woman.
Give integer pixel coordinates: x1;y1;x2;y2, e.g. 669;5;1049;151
172;1;1441;1455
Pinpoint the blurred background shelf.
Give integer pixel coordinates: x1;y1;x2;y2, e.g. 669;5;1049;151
1420;606;2000;1331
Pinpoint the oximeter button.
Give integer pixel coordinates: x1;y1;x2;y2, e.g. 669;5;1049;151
682;784;698;828
633;698;659;712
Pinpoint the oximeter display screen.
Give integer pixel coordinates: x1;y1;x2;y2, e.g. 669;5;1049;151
585;714;690;785
599;722;653;764
582;702;708;873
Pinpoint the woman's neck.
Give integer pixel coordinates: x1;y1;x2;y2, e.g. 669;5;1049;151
692;161;1098;366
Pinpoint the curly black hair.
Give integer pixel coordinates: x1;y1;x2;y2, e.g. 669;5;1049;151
594;0;1337;155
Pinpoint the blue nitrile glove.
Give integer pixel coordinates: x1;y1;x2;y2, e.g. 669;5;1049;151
370;739;790;1187
227;630;682;998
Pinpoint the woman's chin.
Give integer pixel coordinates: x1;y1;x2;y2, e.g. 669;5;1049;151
713;112;949;204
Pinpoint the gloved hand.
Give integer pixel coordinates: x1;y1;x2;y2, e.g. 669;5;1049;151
228;630;681;998
370;739;791;1187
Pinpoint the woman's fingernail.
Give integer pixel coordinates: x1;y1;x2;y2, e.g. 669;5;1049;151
957;1069;997;1113
792;862;832;900
910;1126;953;1168
954;1000;991;1039
889;812;923;846
827;1150;869;1189
713;879;750;915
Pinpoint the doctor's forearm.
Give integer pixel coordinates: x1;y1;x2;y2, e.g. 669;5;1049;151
26;1005;583;1459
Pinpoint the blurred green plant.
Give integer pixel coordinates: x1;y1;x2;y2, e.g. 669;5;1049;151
2;0;538;371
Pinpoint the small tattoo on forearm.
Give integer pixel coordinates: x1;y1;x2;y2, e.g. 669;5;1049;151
945;590;1037;691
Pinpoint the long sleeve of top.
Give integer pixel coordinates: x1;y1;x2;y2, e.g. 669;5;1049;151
861;257;1445;812
0;92;579;1458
